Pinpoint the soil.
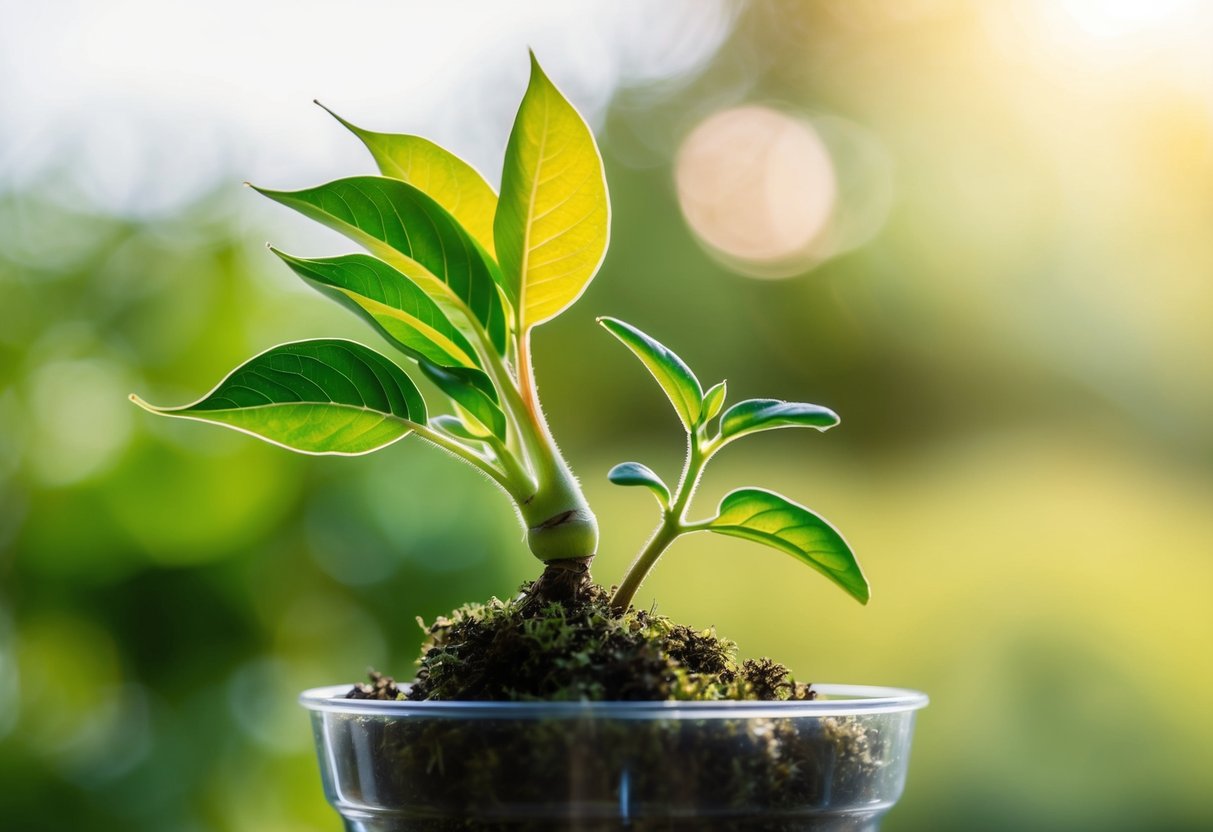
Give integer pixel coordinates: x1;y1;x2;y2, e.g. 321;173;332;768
360;582;818;703
331;582;887;830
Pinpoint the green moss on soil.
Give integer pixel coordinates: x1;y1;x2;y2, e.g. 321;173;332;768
351;583;816;703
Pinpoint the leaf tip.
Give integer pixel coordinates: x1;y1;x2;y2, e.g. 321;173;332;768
129;393;160;415
526;48;553;87
314;99;359;132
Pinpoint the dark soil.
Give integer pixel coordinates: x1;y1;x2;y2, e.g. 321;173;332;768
359;582;817;703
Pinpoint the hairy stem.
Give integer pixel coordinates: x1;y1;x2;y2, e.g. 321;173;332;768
472;323;599;565
411;423;520;498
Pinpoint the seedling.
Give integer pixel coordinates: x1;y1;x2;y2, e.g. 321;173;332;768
132;53;868;610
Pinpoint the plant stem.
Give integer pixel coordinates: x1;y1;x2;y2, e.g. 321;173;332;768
517;328;540;421
411;423;520;498
473;323;599;564
611;436;712;610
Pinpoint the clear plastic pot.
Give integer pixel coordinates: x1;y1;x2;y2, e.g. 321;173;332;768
301;684;927;832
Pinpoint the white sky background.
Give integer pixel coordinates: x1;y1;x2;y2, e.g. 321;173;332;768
0;0;736;216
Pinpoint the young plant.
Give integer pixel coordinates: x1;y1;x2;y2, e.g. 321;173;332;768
130;52;868;610
598;318;868;610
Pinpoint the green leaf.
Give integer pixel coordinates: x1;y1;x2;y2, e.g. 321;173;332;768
720;399;840;442
702;380;728;423
598;316;703;430
708;488;868;604
495;52;610;329
251;176;508;352
131;340;426;455
317;102;499;258
607;461;670;505
271;249;481;370
417;361;507;440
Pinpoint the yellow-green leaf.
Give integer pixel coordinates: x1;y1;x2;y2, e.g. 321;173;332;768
702;380;728;423
271;249;481;371
251;177;508;352
131;340;426;456
598;316;703;431
417;361;507;440
495;52;610;329
720;399;840;442
709;488;869;604
607;461;670;506
318;102;499;258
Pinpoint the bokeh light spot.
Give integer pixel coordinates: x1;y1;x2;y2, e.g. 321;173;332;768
675;105;837;278
27;356;134;486
227;657;311;754
15;613;126;767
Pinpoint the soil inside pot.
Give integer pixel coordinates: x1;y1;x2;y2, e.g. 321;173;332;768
333;583;889;831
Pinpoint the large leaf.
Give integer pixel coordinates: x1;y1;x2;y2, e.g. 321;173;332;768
317;102;498;257
252;176;508;351
607;461;670;505
598;316;703;430
495;52;610;329
720;399;840;442
708;488;868;604
131;340;426;455
417;361;507;440
271;249;481;370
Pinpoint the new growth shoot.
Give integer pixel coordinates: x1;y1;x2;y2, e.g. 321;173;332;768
597;318;868;610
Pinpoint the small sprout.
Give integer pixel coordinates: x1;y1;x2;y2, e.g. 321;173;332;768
601;318;867;610
701;380;728;425
719;398;840;443
598;316;704;431
607;462;671;508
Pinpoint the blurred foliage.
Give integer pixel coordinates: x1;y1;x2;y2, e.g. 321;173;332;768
2;2;1212;831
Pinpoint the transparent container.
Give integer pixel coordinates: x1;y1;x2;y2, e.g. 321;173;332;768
301;684;928;832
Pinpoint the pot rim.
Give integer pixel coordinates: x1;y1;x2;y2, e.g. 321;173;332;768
299;683;928;719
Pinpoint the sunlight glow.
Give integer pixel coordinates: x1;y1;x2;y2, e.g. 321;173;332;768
1060;0;1196;39
0;1;733;216
675;105;837;279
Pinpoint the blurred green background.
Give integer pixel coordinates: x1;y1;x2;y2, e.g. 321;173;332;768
2;2;1211;830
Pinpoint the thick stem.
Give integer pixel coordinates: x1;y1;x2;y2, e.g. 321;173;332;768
515;426;598;563
475;324;599;564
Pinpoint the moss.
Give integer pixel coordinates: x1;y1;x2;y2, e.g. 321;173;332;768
398;583;816;703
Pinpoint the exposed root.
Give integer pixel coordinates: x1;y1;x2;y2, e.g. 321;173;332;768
519;555;595;608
